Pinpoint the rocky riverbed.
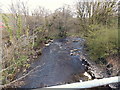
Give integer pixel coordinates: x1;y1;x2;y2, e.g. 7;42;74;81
3;37;119;89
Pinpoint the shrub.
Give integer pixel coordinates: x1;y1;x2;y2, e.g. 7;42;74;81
86;26;118;64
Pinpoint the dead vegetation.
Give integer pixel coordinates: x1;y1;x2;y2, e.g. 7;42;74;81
105;55;120;76
0;0;119;87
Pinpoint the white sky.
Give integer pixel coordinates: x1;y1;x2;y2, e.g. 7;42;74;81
0;0;76;13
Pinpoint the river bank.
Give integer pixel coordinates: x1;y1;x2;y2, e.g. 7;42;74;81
2;37;119;89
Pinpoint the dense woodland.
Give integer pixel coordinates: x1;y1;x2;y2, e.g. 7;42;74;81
0;0;119;84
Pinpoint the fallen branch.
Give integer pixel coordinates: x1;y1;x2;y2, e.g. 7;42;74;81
3;63;45;88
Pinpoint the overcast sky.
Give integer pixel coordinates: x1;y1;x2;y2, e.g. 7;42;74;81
0;0;77;13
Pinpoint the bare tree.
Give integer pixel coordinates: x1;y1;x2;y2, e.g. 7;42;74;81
46;6;74;38
76;0;117;34
8;0;31;37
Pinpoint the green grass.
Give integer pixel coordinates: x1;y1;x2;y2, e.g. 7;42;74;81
86;26;118;64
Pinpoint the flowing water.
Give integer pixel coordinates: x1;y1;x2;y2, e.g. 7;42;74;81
14;37;92;89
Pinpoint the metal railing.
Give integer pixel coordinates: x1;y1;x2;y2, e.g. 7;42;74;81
44;76;120;89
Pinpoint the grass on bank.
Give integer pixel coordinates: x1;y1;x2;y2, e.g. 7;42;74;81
85;25;118;64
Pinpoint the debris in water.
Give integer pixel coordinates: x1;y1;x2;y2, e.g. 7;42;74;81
45;43;50;46
83;72;92;80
